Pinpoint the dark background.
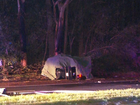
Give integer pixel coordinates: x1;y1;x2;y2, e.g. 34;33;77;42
0;0;140;77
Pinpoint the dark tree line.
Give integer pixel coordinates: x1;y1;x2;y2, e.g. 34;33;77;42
0;0;140;74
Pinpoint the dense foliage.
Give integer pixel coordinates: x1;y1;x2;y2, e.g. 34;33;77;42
0;0;140;75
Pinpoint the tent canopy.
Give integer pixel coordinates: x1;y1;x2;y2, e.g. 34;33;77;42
41;54;92;80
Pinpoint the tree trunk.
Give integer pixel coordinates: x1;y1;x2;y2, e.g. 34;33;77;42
78;1;84;56
52;0;70;55
2;58;8;81
79;32;84;56
55;7;65;54
46;0;55;58
17;0;27;67
64;6;68;54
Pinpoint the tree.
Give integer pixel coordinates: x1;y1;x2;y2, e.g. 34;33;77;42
45;0;55;58
52;0;72;55
17;0;27;66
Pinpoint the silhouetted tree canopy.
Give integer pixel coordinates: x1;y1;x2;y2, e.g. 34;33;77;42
0;0;140;73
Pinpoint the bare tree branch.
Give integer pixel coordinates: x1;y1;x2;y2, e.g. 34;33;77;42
52;0;58;25
84;45;115;56
17;0;20;13
63;0;69;9
52;0;58;6
84;24;96;53
70;36;75;46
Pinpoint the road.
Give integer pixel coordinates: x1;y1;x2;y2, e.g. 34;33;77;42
5;81;140;94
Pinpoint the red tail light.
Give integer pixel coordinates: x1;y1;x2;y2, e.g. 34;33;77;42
77;74;86;80
78;74;82;78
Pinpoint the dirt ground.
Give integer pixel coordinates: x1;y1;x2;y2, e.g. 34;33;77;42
0;71;140;87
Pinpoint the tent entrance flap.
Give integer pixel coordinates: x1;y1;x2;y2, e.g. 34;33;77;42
56;68;65;79
56;67;76;80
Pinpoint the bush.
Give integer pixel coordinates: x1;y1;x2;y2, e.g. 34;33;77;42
91;54;137;78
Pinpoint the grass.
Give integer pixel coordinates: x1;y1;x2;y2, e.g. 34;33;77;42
0;88;140;105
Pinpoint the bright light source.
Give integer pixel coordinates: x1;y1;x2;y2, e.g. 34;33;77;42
0;88;6;94
73;72;75;76
0;59;2;66
79;74;82;78
66;72;69;77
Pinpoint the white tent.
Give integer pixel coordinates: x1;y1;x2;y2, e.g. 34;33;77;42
41;54;92;80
